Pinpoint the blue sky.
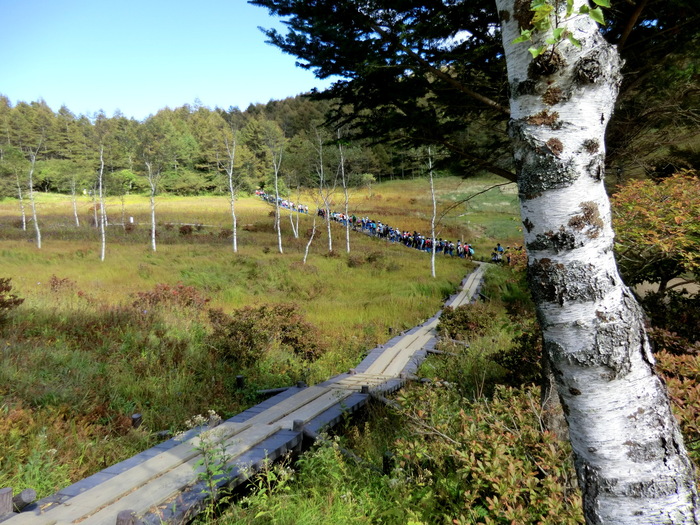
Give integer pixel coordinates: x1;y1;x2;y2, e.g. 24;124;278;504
0;0;334;120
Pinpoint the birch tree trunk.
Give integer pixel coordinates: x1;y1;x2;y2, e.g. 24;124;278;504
272;152;283;255
338;130;351;254
98;145;106;262
70;177;80;227
314;133;334;254
224;136;238;253
428;147;436;279
146;162;157;252
496;1;699;522
15;170;27;231
303;214;317;265
27;153;41;249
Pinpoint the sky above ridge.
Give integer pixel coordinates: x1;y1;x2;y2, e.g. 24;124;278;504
0;0;334;120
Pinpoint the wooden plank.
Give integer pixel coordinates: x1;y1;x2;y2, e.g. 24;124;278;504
6;389;333;525
81;424;283;525
382;332;434;377
275;389;356;429
242;386;332;427
364;330;423;375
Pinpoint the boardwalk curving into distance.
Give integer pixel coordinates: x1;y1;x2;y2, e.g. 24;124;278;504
5;263;485;525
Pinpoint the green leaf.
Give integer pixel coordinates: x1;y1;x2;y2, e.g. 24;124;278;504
567;33;582;48
592;0;611;6
566;0;575;17
552;27;565;40
512;29;532;44
589;7;605;24
579;5;590;14
528;46;546;58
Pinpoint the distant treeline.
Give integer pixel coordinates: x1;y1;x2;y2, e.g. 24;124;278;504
0;94;444;200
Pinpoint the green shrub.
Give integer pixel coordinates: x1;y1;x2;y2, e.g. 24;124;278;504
208;304;325;366
0;277;23;324
438;302;502;341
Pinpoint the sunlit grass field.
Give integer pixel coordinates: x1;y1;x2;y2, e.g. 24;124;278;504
0;174;523;497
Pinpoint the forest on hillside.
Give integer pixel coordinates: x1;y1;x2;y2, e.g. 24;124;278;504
0;94;449;203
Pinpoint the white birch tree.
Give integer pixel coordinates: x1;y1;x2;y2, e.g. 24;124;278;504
216;122;242;253
26;146;42;249
428;147;437;279
337;129;351;254
15;168;27;231
138;115;178;253
313;129;336;254
262;121;286;254
496;1;699;522
97;145;106;261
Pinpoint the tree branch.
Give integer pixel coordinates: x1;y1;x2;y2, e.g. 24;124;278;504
368;22;510;116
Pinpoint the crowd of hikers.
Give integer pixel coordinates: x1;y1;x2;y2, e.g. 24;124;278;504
256;190;517;263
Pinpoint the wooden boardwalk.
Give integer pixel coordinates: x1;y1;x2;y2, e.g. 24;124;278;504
5;263;485;525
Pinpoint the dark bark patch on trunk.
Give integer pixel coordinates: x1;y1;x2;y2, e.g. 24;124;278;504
542;86;564;106
526;110;560;127
587;155;605;181
528;258;605;305
529;49;565;77
568;201;603;238
514;79;537;97
498;9;510;22
546;137;564;156
513;0;533;29
523;217;534;233
577;458;687;521
515;152;578;198
574;45;624;87
624;439;667;463
527;227;578;253
583;139;599;153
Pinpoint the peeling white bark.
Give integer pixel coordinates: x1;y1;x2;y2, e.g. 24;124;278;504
496;0;699;522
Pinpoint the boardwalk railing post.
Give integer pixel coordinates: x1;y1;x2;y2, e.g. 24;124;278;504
116;509;136;525
236;375;245;389
12;488;36;512
0;488;13;517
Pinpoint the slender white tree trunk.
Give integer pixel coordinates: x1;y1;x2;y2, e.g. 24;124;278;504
428;147;436;279
303;214;317;265
288;205;299;238
338;130;351;254
273;154;283;254
98;145;106;261
146;162;157;252
15;170;27;231
27;153;41;249
496;1;699;522
224;135;239;253
92;189;98;228
70;177;80;227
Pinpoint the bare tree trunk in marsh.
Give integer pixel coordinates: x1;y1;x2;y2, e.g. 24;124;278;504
15;170;27;231
338;129;351;254
303;213;317;265
98;145;106;261
273;154;283;254
145;161;158;252
70;176;80;227
222;135;239;253
27;152;41;249
428;147;436;279
496;1;699;521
